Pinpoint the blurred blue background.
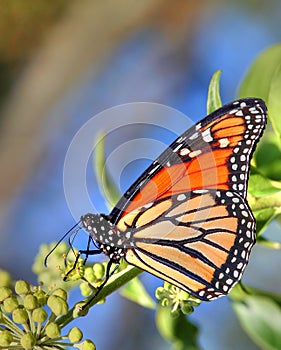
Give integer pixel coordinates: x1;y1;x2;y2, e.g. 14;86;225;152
1;1;281;349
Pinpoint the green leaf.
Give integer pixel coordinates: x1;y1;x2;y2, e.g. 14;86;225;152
207;70;222;114
120;277;156;309
254;206;281;236
254;135;281;181
155;306;200;350
232;295;281;350
248;174;281;197
248;171;281;235
268;62;281;139
238;44;281;101
256;236;281;250
231;284;281;307
94;132;121;209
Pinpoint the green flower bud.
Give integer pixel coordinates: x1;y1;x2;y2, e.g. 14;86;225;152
84;267;96;283
12;307;29;324
45;322;61;338
188;298;201;307
79;339;96;350
3;295;19;312
20;332;36;349
0;286;12;301
169;285;178;294
33;289;47;306
163;281;172;290
32;307;48;323
93;263;105;280
178;290;190;300
15;280;30;295
24;294;38;310
155;286;166;300
47;295;56;309
0;329;13;346
180;302;194;315
64;258;84;281
33;243;72;289
0;269;12;287
159;297;171;307
68;327;83;342
47;295;68;316
80;282;93;297
52;288;68;301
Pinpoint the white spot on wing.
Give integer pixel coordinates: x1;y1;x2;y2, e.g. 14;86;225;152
189;149;202;158
173;144;182;153
179;148;190;156
189;132;199;140
195;123;202;130
202;128;213;142
235;110;244;116
193;189;209;194
177;194;187;201
218;138;230;148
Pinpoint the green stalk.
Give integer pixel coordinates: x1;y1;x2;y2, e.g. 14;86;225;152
57;266;142;328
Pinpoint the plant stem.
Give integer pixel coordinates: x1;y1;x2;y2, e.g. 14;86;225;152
57;265;142;327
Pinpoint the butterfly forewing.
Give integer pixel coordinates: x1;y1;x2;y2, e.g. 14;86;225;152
110;98;267;226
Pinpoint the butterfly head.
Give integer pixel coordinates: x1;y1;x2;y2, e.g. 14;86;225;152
81;213;127;261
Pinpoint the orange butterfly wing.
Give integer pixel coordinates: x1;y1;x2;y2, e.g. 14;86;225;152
110;99;266;226
123;190;255;300
106;98;267;300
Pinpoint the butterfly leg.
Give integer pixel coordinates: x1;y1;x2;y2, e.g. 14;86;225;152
63;244;102;281
81;260;119;310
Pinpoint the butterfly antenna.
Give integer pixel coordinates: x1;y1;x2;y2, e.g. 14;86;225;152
44;220;81;267
65;227;82;266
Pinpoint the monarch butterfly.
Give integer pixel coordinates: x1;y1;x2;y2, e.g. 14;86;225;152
79;98;267;302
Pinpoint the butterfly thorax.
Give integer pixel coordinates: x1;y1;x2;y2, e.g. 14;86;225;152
81;213;133;261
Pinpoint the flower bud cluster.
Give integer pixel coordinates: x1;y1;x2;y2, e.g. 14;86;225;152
0;269;96;349
80;263;106;299
155;282;201;317
32;242;81;291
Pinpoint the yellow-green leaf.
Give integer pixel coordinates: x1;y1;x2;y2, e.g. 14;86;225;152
207;70;222;114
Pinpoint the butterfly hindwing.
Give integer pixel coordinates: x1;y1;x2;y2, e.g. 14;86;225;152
124;189;255;300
